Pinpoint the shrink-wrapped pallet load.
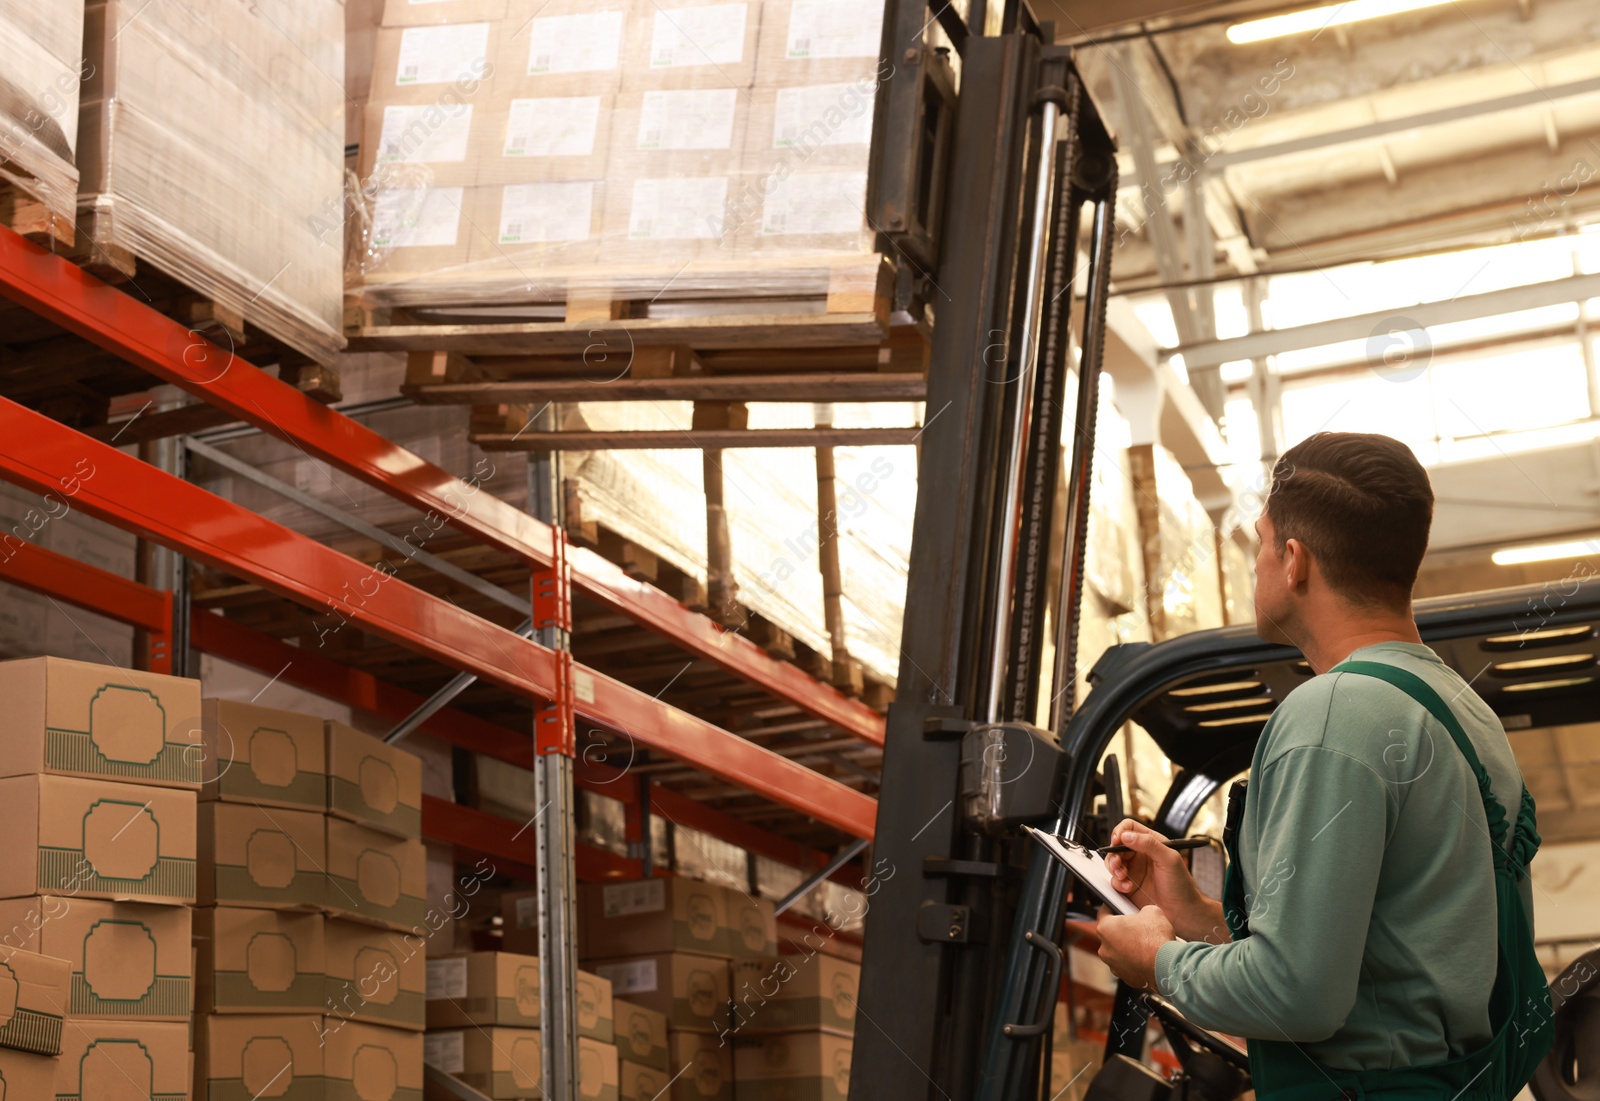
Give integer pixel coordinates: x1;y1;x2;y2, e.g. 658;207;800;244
0;0;84;242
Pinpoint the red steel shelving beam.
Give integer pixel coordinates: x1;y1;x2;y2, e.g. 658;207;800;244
0;393;876;837
0;539;174;672
0;226;886;748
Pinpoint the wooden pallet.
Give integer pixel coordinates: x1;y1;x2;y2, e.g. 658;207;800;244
0;180;74;249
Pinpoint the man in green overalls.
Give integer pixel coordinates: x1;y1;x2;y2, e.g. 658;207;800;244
1093;431;1552;1100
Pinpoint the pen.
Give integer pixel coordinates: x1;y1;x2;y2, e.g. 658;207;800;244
1098;838;1211;855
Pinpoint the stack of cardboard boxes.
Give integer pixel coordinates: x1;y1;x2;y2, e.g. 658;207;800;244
0;943;73;1093
579;876;777;1101
728;949;859;1101
355;0;884;298
193;701;427;1099
0;656;201;1100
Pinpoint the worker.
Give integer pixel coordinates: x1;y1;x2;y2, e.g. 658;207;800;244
1093;431;1553;1100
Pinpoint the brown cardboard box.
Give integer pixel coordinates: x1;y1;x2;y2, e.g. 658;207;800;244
323;1017;423;1099
665;1030;733;1101
196;906;325;1014
476;93;614;183
363;183;481;278
372;21;494;93
197;802;326;911
621;1057;668;1101
468;178;609;270
0;656;202;789
325;722;423;839
613;998;669;1071
580;878;725;960
490;1;629;94
361;97;484;188
381;0;507;26
425;952;614;1041
623;0;760;90
581;1037;619;1101
498;889;540;955
753;0;885;84
324;917;425;1031
0;896;191;1020
56;1020;189;1100
732;1031;853;1101
0;774;196;904
0;1044;58;1095
195;1014;324;1100
728;955;857;1035
590;953;728;1033
0;945;69;1055
742;80;876;171
719;886;777;959
201;699;327;811
325;817;427;932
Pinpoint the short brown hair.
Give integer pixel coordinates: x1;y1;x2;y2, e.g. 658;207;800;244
1265;432;1433;605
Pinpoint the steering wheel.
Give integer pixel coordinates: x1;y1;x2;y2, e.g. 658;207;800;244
1140;994;1251;1101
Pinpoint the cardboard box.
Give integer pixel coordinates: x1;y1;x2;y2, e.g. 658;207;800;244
195;1014;324;1100
719;886;777;959
0;656;202;789
476;93;614;182
753;0;886;84
470;179;608;268
590;953;728;1033
0;946;69;1055
433;1028;616;1100
623;0;760;90
733;1031;853;1101
56;1020;189;1101
324;917;425;1031
621;1057;669;1101
742;81;875;171
201;699;327;811
581;1037;619;1101
362;183;480;278
325;817;427;932
372;21;494;92
665;1031;733;1101
322;1017;423;1100
0;774;196;904
491;1;629;94
381;0;507;26
0;1044;58;1095
195;906;325;1014
425;952;614;1040
728;955;857;1035
361;97;484;188
0;896;191;1020
197;802;326;911
581;878;725;960
614;998;669;1072
325;722;423;839
499;889;541;955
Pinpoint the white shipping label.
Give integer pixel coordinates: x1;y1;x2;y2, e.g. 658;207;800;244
394;23;490;84
603;877;666;917
572;668;596;704
650;3;747;67
762;171;868;236
772;84;873;148
371;187;464;248
527;11;624;74
497;182;594;244
596;958;659;995
504;97;601;158
424;1031;465;1073
786;0;883;58
629;177;729;240
515;895;538;929
426;957;469;1000
637;88;737;151
378;103;474;164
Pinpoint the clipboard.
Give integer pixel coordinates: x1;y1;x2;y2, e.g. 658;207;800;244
1024;825;1140;916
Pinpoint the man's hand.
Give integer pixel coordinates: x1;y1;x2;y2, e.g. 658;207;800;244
1095;904;1175;991
1105;819;1228;944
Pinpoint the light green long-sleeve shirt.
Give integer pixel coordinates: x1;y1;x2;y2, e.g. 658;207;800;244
1154;641;1532;1069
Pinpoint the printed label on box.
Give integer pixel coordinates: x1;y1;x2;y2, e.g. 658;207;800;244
527;12;623;74
372;187;464;248
497;182;594;244
773;84;873;148
395;23;490;84
425;1030;465;1074
596;959;658;996
629;177;729;240
603;878;666;918
761;171;866;236
379;103;474;164
505;97;600;158
650;4;746;67
515;896;538;929
786;0;883;58
427;957;469;1000
572;670;595;705
637;89;736;151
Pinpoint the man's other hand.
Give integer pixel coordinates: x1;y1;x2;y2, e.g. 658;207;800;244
1095;904;1176;991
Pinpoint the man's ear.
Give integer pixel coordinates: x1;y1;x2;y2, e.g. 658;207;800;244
1282;537;1312;590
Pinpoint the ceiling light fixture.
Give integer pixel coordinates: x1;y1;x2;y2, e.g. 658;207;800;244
1490;538;1600;566
1226;0;1454;44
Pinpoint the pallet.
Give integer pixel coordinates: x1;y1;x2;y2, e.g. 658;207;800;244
0;181;74;250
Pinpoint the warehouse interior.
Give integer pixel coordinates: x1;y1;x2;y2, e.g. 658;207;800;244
0;0;1597;1097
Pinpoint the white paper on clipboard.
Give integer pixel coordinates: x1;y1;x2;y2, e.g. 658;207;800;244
1024;825;1140;915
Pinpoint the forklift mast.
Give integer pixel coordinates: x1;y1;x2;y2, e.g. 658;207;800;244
852;0;1118;1098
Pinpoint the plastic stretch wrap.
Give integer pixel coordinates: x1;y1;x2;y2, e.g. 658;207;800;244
78;0;346;363
349;0;887;305
0;0;83;233
563;400;915;682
